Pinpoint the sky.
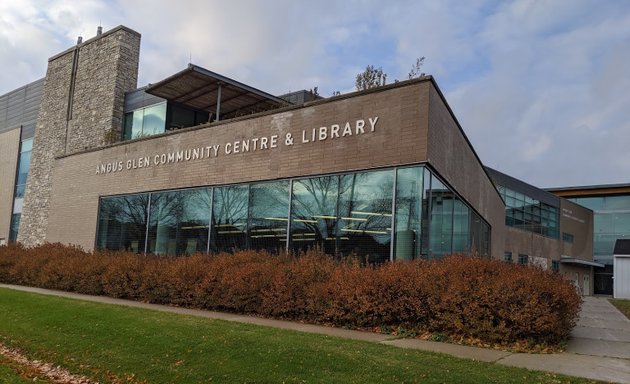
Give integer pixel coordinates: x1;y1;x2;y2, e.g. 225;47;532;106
1;0;629;188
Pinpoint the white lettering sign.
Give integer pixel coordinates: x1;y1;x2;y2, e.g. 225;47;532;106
95;117;380;175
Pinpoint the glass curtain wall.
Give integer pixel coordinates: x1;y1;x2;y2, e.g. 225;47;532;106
123;102;167;140
9;138;33;241
499;185;559;238
569;195;630;294
96;193;150;252
147;188;211;255
394;167;423;260
337;171;394;263
290;176;340;256
211;185;249;252
249;181;290;252
96;165;491;260
428;177;454;258
452;198;470;252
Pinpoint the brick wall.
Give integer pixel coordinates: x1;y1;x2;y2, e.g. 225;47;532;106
46;81;431;250
503;227;561;268
426;85;506;259
560;199;593;261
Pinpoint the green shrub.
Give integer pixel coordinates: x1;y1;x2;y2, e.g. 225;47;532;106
0;243;581;347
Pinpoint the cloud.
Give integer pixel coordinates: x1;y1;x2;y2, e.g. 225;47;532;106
442;0;630;187
1;0;629;188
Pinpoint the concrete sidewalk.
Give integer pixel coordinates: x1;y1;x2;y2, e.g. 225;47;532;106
1;284;629;383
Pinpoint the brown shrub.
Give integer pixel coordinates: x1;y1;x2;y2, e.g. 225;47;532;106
260;248;337;319
0;243;581;346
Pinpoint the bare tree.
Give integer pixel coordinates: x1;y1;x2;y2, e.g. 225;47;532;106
408;57;426;79
355;65;387;91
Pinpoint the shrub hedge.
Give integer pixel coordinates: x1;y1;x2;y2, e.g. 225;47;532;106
0;243;581;347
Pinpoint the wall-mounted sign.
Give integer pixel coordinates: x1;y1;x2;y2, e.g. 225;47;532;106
562;207;586;224
95;117;379;175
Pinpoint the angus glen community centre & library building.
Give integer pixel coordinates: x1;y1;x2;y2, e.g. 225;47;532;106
2;25;628;297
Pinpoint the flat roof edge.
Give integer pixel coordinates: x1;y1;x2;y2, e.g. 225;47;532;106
560;256;605;268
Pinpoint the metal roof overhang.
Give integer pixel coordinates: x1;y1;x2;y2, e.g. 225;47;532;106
560;256;605;268
145;64;288;121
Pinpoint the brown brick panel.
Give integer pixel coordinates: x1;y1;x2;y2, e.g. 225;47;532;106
46;82;431;250
426;84;506;259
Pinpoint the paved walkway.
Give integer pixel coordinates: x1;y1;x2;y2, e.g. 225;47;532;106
1;284;629;383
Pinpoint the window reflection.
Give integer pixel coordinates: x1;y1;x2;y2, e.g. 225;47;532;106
571;194;630;295
9;138;34;241
211;185;249;252
394;167;423;260
337;171;394;263
94;165;491;261
428;176;453;259
452;197;470;252
123;102;167;140
470;211;490;256
97;194;150;253
291;176;340;255
147;188;211;256
500;186;558;238
249;181;289;252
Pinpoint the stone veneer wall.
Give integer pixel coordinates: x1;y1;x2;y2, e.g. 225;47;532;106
18;26;140;246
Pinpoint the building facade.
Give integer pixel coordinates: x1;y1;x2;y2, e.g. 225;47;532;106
0;25;600;293
549;185;630;295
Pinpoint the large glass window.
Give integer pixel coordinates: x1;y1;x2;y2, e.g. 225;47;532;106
123;102;167;140
570;194;630;295
9;138;33;241
290;176;340;256
452;197;470;252
9;213;20;242
249;181;289;252
211;185;249;252
168;104;210;130
146;188;211;256
470;211;490;256
571;195;630;260
95;165;492;261
428;176;453;259
97;194;150;252
394;167;423;260
337;171;394;263
500;185;559;238
420;167;432;257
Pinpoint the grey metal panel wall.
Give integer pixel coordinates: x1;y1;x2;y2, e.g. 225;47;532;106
21;123;36;140
0;96;6;130
124;88;165;112
0;78;44;139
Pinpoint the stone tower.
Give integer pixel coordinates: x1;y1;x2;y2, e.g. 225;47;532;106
18;26;141;246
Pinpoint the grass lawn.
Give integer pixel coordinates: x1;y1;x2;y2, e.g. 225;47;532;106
0;288;600;384
609;298;630;319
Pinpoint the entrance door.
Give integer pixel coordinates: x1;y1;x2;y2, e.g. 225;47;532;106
583;274;590;296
